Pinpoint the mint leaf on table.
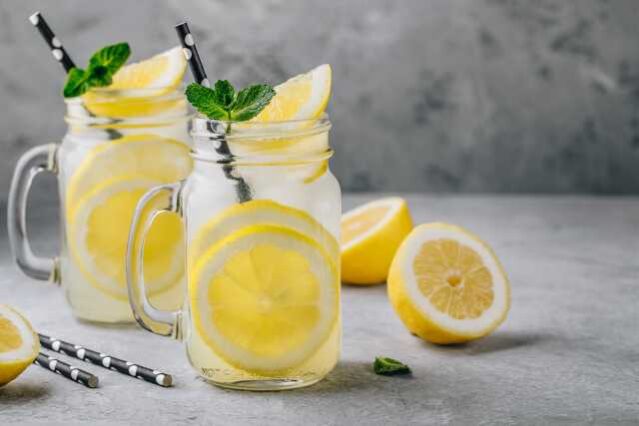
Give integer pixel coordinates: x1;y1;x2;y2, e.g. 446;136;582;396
185;80;275;123
373;356;411;376
62;42;131;98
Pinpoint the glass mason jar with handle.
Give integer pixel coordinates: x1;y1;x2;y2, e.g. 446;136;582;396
8;87;192;323
127;116;341;390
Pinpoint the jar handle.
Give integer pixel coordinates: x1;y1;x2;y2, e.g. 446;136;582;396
7;143;60;282
126;182;185;339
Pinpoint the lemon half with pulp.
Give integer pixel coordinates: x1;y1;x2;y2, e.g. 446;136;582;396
388;223;510;344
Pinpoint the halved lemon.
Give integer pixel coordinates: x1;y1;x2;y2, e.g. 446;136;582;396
68;175;184;301
251;64;332;122
65;134;191;212
0;305;39;386
190;225;339;374
341;197;413;285
84;46;187;117
190;199;339;267
387;223;510;344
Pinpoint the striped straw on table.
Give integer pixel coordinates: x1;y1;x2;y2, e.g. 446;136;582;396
28;12;76;72
175;22;252;202
39;334;172;387
34;353;99;388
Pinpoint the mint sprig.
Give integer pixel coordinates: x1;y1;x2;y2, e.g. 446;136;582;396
185;80;275;122
63;42;131;98
373;356;411;376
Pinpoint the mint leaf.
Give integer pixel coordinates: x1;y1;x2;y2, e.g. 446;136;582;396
185;80;275;123
88;42;131;77
63;68;90;98
230;84;276;121
86;65;112;87
373;356;411;376
63;42;131;97
185;83;229;120
213;80;235;109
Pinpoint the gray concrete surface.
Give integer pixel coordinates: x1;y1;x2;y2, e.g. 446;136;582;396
2;1;639;194
0;194;637;424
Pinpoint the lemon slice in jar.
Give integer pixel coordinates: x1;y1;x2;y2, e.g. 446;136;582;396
68;175;184;301
65;134;191;212
190;225;339;374
190;199;339;268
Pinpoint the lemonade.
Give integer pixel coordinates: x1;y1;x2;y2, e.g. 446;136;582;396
128;65;342;389
8;45;192;323
59;102;191;322
183;119;341;388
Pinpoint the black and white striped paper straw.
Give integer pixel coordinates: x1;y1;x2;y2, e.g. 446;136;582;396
34;353;99;388
175;22;210;87
28;12;76;72
39;334;172;387
175;22;252;202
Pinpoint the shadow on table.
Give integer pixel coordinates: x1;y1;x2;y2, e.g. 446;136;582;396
297;360;401;394
0;382;51;405
423;331;557;356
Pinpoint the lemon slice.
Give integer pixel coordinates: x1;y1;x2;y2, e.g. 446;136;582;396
108;46;186;90
387;223;510;344
68;175;184;300
251;64;331;122
0;305;39;386
65;134;191;212
341;197;413;285
83;46;187;117
190;225;339;374
190;199;339;267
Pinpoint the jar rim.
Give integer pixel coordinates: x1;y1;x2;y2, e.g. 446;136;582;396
63;84;186;103
64;84;190;126
190;114;331;140
190;114;332;165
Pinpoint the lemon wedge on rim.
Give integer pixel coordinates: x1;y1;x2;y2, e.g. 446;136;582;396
251;64;331;122
83;46;187;117
107;46;186;91
387;223;510;344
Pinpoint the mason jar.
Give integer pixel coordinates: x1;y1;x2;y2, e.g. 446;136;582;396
127;115;342;390
8;87;192;323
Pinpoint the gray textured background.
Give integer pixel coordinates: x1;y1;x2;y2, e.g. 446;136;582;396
1;0;639;195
